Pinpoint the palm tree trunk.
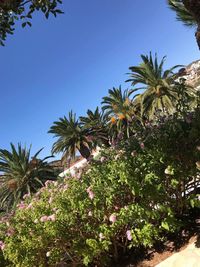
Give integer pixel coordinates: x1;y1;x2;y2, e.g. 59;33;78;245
183;0;200;49
195;24;200;50
79;144;91;160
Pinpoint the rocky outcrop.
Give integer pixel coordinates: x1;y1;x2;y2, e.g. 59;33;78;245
178;59;200;89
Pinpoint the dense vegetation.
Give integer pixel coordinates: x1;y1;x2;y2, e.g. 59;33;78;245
0;54;200;266
0;112;200;265
0;1;200;266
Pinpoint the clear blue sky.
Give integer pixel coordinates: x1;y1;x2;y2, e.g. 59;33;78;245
0;0;199;159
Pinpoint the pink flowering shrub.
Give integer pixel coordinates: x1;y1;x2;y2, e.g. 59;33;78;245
0;148;184;267
1;108;200;266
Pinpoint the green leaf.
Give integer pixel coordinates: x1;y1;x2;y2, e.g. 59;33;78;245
161;221;170;231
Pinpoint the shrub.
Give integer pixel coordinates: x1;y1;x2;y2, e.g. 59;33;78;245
0;109;200;266
0;153;187;266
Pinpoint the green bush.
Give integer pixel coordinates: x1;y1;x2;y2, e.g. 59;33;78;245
0;160;185;265
0;110;200;266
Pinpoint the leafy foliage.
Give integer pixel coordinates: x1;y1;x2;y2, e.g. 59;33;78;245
168;0;196;27
80;107;110;147
0;0;63;45
0;151;179;266
167;0;200;49
49;111;93;160
0;105;200;266
126;53;184;118
101;86;137;139
49;54;196;159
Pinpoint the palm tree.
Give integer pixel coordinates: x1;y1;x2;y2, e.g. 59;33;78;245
126;53;183;119
168;0;200;49
80;107;110;147
49;111;92;160
0;143;56;211
101;86;136;138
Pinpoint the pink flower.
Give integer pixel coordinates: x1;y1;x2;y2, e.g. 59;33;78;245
48;214;56;222
76;173;82;180
126;230;132;241
45;180;53;187
88;191;95;200
27;203;33;209
40;216;49;222
140;143;145;149
63;184;68;190
87;186;95;200
6;228;15;237
18;202;26;209
86;186;91;193
0;241;5;250
109;214;117;223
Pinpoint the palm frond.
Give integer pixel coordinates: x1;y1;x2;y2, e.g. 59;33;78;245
168;0;197;27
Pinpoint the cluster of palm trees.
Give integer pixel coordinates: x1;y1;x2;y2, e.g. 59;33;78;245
49;53;195;161
0;0;199;212
0;53;195;211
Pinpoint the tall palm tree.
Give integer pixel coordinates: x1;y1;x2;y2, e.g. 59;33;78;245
49;111;92;160
80;107;110;147
101;86;136;138
126;53;183;119
0;143;56;211
101;86;131;116
168;0;200;49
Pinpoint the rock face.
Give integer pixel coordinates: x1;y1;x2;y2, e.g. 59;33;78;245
178;59;200;89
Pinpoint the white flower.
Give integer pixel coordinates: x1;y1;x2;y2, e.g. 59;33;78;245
100;156;106;162
196;161;200;168
46;251;51;257
99;233;104;240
